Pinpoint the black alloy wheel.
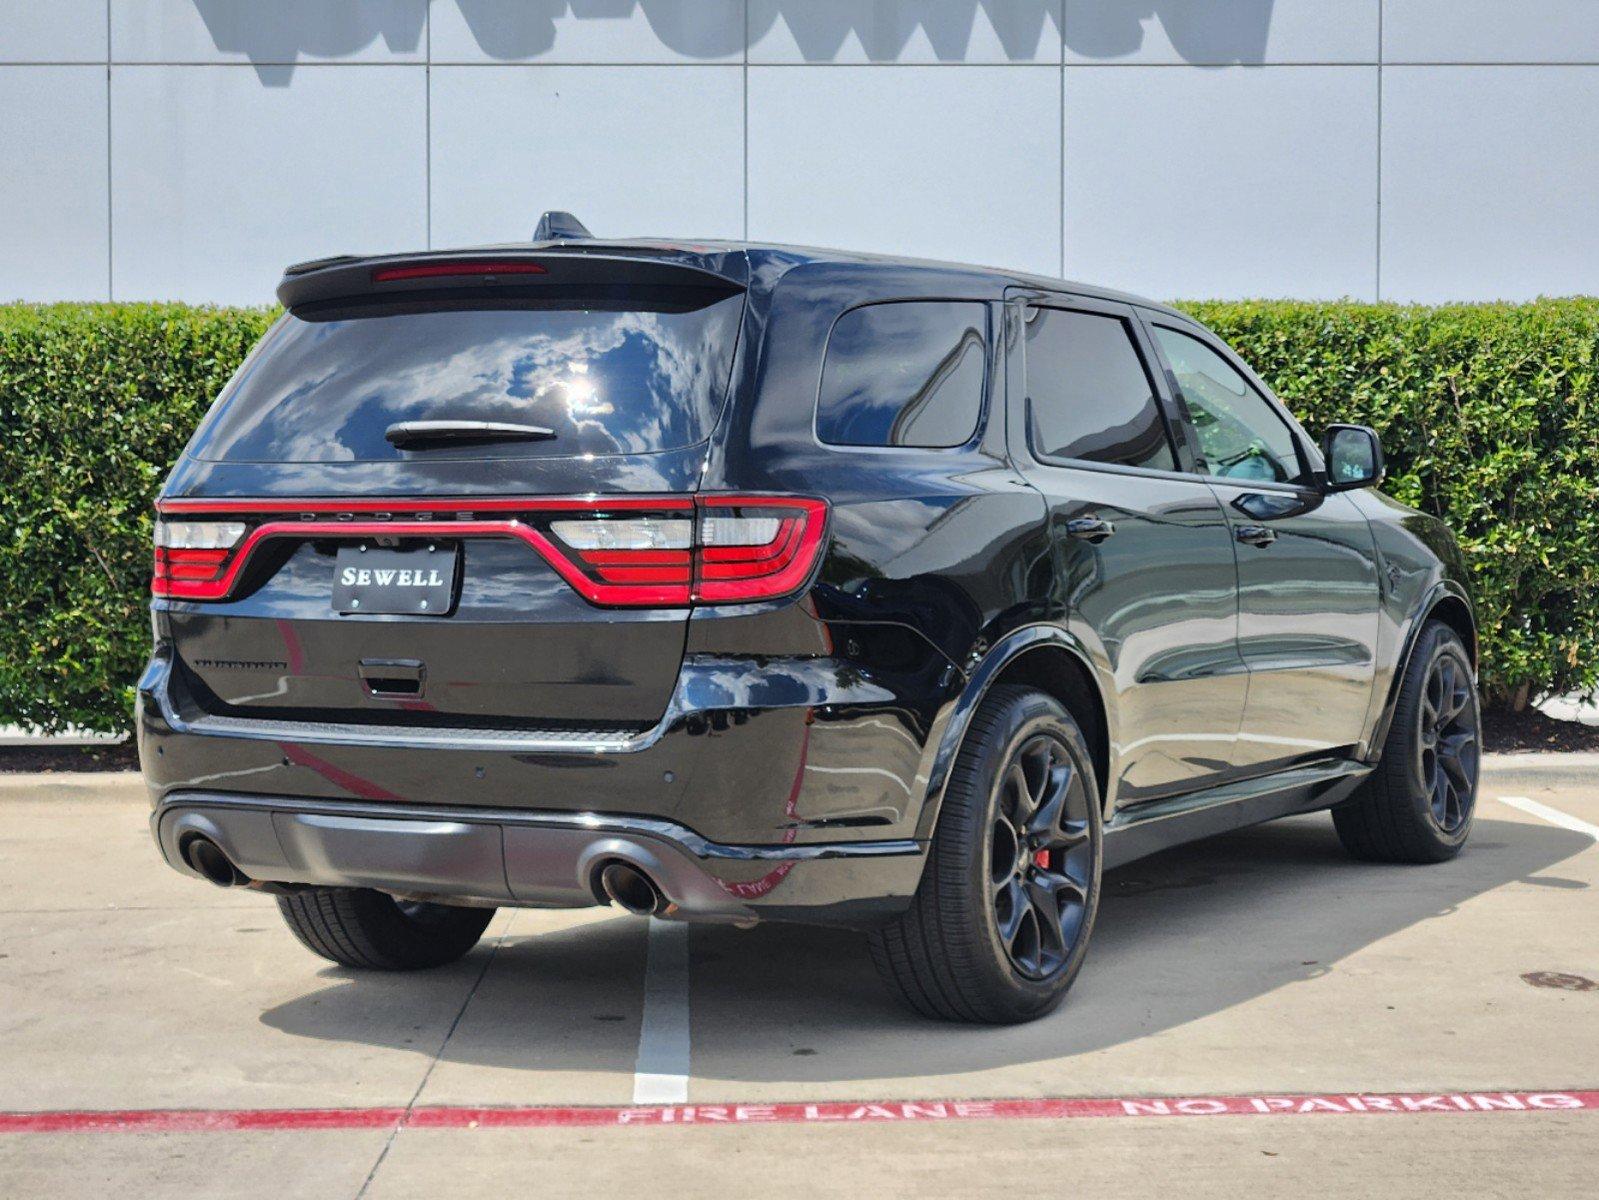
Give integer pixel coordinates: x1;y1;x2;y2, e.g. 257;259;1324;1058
1418;651;1479;834
989;732;1095;980
869;685;1103;1023
1333;621;1480;863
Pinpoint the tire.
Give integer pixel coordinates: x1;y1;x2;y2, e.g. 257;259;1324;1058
276;887;494;970
1333;621;1481;863
868;684;1103;1024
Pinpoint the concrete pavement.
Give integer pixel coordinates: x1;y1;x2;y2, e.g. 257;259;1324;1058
1;760;1595;1197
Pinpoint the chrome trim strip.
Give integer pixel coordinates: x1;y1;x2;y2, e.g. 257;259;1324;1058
154;791;925;863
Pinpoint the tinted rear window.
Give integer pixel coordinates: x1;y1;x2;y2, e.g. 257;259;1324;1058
193;292;745;462
816;301;986;448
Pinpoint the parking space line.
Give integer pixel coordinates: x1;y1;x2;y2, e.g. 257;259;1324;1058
1497;796;1599;840
4;1090;1595;1134
631;918;691;1105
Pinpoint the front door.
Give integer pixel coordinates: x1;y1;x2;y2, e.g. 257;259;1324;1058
1143;319;1382;769
1008;296;1247;806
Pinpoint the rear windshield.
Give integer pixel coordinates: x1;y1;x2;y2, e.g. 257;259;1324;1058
192;292;745;462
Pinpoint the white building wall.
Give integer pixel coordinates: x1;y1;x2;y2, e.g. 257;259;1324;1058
2;1;1597;305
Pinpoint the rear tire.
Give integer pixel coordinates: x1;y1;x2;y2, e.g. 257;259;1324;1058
1334;621;1480;863
869;685;1103;1024
276;887;494;970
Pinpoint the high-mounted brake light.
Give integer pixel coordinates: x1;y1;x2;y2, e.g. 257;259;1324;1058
370;261;548;283
150;495;828;608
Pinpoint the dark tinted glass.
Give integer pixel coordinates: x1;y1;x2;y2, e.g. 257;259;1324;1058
1024;308;1175;471
194;292;745;462
817;301;985;448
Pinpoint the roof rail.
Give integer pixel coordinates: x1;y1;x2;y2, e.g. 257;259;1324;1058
533;211;592;241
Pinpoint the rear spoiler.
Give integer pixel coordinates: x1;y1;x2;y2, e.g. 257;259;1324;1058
277;249;746;314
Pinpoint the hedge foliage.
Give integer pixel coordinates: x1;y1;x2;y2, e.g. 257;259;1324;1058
0;304;277;733
1;299;1596;734
1182;299;1599;711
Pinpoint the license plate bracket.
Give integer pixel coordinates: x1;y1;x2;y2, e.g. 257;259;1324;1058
332;543;459;616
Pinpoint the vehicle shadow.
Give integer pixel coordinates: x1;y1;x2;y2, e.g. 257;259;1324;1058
259;815;1589;1085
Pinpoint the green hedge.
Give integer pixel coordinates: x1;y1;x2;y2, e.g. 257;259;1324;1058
0;304;277;733
1182;299;1599;712
1;299;1596;734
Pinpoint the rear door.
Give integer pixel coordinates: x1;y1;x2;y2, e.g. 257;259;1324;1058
156;257;747;732
1006;294;1247;805
1141;316;1381;768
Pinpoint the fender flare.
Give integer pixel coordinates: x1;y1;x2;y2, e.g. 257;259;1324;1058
913;623;1112;841
1365;579;1477;761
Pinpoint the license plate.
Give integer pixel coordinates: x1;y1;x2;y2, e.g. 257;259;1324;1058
332;544;458;615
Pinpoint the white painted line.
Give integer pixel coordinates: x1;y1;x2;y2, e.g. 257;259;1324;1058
1497;795;1599;841
632;918;691;1105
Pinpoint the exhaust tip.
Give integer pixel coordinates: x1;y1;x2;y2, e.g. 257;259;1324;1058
598;861;666;916
181;836;248;888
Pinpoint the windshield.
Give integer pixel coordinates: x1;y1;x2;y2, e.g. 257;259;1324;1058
192;292;745;463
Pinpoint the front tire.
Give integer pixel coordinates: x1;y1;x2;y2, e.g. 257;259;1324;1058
869;685;1103;1024
1334;621;1480;863
277;887;494;970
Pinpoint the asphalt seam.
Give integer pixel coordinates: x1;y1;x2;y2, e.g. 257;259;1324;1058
351;915;507;1200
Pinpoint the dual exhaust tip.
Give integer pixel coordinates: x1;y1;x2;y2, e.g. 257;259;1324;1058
597;860;669;917
180;835;250;888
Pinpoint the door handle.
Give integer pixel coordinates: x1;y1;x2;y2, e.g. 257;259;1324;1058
1066;516;1116;544
1234;524;1277;548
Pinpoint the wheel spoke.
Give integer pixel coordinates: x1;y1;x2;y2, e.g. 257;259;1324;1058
1439;734;1476;792
995;877;1026;947
1030;867;1085;907
1023;761;1073;840
1019;741;1052;815
1025;875;1070;960
1048;818;1092;851
1003;763;1030;821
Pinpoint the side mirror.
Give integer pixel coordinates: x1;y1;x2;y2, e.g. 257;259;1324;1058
1321;423;1386;492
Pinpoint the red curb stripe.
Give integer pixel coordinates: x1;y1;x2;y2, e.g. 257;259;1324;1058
2;1091;1595;1134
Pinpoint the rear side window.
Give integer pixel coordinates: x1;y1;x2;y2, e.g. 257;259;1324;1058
1023;307;1176;472
192;291;745;463
816;301;986;448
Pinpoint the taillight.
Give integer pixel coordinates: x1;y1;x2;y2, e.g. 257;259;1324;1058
545;514;696;603
152;520;246;598
541;496;828;606
149;495;828;608
693;497;829;604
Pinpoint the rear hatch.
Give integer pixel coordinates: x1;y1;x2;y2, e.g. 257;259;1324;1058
155;252;746;731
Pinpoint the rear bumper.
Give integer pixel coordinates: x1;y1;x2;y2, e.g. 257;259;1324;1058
153;792;924;928
139;646;942;926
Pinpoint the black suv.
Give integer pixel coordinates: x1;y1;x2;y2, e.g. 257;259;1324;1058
140;219;1480;1024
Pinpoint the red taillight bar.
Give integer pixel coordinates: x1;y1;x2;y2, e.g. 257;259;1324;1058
370;261;548;283
155;495;689;515
151;495;828;608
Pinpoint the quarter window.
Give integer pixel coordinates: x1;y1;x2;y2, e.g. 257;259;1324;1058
1152;325;1306;485
817;301;986;448
1023;308;1175;471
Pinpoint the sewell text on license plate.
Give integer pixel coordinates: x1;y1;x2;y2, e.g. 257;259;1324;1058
332;543;459;615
